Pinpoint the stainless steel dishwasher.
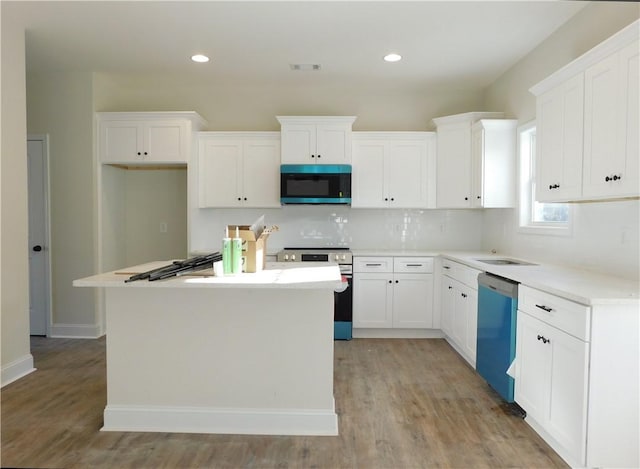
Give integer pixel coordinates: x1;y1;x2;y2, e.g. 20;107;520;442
476;273;519;403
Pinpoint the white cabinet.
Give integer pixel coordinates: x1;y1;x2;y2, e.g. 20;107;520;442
353;256;434;330
530;19;639;202
351;132;435;208
516;286;590;466
276;116;356;164
433;112;515;209
197;132;281;208
534;74;585;202
515;284;639;468
440;258;482;366
98;112;206;165
470;119;517;208
583;40;639;199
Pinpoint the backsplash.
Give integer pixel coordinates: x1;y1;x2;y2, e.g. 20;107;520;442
190;206;484;254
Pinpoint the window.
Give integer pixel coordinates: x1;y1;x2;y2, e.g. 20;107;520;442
518;122;571;235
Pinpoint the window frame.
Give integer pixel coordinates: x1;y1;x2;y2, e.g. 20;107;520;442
517;121;572;237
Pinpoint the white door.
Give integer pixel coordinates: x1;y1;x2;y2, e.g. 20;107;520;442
27;136;51;336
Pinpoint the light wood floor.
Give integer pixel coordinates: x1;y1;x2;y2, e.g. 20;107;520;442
1;336;567;468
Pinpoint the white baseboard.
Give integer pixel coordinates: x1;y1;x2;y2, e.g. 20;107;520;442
1;354;36;387
353;328;444;339
50;323;103;339
102;404;339;436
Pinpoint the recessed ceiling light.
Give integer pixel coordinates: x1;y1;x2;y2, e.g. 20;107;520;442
290;63;321;71
383;53;402;63
191;54;210;63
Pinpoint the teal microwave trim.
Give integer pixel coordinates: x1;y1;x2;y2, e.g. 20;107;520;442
280;164;352;174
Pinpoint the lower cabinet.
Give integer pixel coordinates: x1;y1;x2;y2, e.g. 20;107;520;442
440;258;482;367
353;257;434;330
516;311;589;465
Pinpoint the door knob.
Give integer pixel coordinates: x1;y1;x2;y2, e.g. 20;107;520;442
33;245;42;252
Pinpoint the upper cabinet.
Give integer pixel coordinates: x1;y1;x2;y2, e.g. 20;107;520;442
530;20;639;202
433;112;516;209
277;116;356;164
471;119;518;208
197;132;281;208
351;132;436;208
97;112;206;165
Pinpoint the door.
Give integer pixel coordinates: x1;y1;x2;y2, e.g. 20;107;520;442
353;273;393;328
198;139;243;207
27;136;51;336
392;273;433;328
351;139;387;207
436;122;472;208
388;140;428;208
242;138;281;207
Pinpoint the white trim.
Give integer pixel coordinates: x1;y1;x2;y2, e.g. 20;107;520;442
102;403;339;436
1;354;36;387
50;322;103;339
352;328;444;339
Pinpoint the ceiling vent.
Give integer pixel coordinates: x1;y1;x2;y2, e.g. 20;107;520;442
290;63;321;71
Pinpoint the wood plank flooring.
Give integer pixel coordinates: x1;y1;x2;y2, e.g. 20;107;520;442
1;336;567;468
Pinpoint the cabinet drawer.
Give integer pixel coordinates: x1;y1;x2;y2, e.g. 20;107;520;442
519;286;591;341
442;259;482;289
354;257;393;273
394;257;433;273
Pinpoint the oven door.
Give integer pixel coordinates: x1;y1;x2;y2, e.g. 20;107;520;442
334;273;352;340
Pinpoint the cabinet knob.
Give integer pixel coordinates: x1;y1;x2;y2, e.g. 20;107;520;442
317;154;321;158
237;197;241;201
384;198;388;201
243;197;247;201
476;196;481;199
137;152;141;156
311;155;315;158
537;334;550;344
395;280;399;284
144;152;148;156
605;176;611;182
388;280;392;284
33;245;42;252
461;293;467;298
390;198;395;202
448;286;453;290
614;174;621;181
464;197;469;201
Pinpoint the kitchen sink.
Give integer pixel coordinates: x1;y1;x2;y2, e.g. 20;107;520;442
474;258;537;266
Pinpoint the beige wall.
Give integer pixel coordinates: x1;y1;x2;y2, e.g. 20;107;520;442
483;3;640;279
1;12;33;383
26;71;98;333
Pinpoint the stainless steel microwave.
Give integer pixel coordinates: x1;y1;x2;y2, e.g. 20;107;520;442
280;164;352;205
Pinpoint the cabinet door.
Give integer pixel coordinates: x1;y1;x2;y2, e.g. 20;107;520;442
100;121;142;163
316;124;351;164
387;140;428;208
436;122;472;208
440;278;455;337
392;273;433;328
353;273;393;328
242;139;281;207
583;41;639;199
144;120;188;163
470;125;485;208
351;139;388;207
515;312;551;422
536;74;584;202
546;323;589;465
463;286;478;365
198;139;242;208
280;124;316;164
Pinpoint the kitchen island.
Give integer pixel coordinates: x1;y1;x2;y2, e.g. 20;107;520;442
74;261;343;436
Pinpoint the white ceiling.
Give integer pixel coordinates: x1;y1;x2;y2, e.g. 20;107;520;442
6;1;587;90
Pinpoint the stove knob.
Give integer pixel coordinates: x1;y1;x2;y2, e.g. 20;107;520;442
284;254;289;261
335;254;339;261
291;254;296;261
341;254;346;261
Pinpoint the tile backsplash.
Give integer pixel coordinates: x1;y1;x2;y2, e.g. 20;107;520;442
190;205;484;254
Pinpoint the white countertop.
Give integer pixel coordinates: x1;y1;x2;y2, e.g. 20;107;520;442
74;261;343;290
440;251;639;306
353;249;638;306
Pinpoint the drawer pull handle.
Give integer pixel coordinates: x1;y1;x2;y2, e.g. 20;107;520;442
537;334;550;344
443;266;451;270
406;264;423;267
365;263;382;267
535;304;553;313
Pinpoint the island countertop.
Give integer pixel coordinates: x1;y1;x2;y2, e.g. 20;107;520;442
74;261;343;289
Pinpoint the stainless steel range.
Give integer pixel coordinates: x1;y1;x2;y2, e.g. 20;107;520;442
277;247;353;340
